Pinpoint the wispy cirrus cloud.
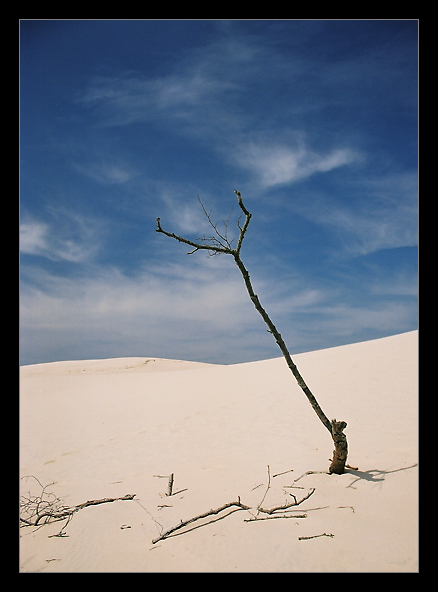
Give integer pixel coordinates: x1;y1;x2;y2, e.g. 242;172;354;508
20;211;103;263
79;67;361;193
233;142;361;189
77;33;364;190
78;69;236;131
19;250;417;366
19;257;261;365
72;162;140;185
286;171;418;256
20;220;49;257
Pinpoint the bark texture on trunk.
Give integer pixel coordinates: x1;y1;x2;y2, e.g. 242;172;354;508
328;420;348;474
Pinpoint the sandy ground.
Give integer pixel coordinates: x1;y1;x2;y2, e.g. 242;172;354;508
20;331;418;572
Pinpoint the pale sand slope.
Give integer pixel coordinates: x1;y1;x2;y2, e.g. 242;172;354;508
20;331;418;572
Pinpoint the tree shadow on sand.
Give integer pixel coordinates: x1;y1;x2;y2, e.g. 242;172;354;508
345;463;418;488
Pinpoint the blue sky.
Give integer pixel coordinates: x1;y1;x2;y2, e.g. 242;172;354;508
20;20;418;365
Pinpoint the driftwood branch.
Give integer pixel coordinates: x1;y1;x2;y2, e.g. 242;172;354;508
151;486;317;543
151;498;251;544
166;473;174;496
252;465;314;515
151;462;317;544
245;514;307;522
299;532;334;540
33;494;135;526
154;472;187;496
272;468;294;478
20;477;135;529
258;488;315;515
255;465;271;516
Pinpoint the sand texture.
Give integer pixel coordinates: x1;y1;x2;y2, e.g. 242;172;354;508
20;331;418;572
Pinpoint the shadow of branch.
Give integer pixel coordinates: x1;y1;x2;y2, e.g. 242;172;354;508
345;463;418;488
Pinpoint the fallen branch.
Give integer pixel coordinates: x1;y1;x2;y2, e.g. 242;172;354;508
252;465;315;518
150;462;320;543
256;465;271;516
258;488;315;515
272;468;294;478
35;494;135;525
151;484;316;543
245;514;307;522
284;470;328;488
154;472;187;496
299;532;334;540
151;498;250;544
69;494;135;511
20;477;135;529
165;473;174;496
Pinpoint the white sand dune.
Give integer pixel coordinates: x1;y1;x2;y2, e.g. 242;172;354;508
20;331;418;572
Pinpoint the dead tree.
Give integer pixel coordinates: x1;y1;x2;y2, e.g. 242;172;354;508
156;190;348;474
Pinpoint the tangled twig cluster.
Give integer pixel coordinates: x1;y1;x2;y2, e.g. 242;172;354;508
20;475;135;537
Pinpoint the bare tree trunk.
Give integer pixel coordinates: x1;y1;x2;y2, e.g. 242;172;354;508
232;253;332;433
156;190;349;474
233;250;347;474
328;420;348;474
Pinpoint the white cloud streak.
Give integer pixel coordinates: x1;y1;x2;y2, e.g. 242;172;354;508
20;259;262;364
20;247;417;366
72;162;139;185
79;69;236;131
233;143;360;189
20;212;103;263
287;172;418;256
20;220;49;256
78;34;363;191
311;302;415;339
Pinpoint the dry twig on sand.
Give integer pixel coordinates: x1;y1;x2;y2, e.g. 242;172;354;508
152;498;251;544
258;487;315;515
252;465;315;517
299;532;334;540
152;466;316;543
20;476;135;533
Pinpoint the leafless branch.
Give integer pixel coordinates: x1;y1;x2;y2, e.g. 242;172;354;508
244;514;307;522
154;472;186;497
151;497;251;544
20;476;135;530
256;465;271;516
155;190;251;258
284;470;328;488
166;473;174;496
272;468;294;478
299;532;334;540
251;465;315;517
151;486;316;543
258;488;315;515
196;196;235;252
150;465;317;543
